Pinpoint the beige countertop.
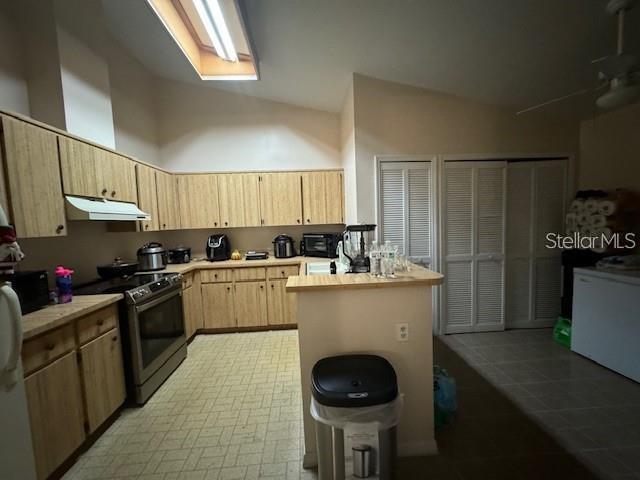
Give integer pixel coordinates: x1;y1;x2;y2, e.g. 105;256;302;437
22;294;123;341
156;256;307;275
286;263;444;292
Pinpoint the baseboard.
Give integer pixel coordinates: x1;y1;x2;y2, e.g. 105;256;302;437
303;452;317;469
398;439;439;457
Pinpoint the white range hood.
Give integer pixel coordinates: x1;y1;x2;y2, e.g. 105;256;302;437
65;196;150;221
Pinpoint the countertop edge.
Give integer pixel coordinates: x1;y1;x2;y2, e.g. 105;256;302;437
22;294;124;341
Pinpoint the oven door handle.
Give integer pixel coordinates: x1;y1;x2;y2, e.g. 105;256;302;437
134;288;182;314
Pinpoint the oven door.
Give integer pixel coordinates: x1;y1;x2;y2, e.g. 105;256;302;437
129;287;185;385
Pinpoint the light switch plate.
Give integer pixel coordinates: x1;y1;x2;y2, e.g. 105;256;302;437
396;323;409;342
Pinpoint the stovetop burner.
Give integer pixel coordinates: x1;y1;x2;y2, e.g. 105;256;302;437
76;273;177;296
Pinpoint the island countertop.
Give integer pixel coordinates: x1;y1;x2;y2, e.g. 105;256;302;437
285;263;443;292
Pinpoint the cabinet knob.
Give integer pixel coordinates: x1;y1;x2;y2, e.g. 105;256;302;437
281;271;285;275
145;224;149;230
46;343;55;351
214;273;218;278
102;188;108;195
111;190;116;197
97;319;104;326
260;285;264;289
224;221;228;226
306;219;311;223
112;335;118;342
226;286;230;291
271;284;274;289
214;222;217;226
296;219;300;224
56;224;64;233
163;223;166;228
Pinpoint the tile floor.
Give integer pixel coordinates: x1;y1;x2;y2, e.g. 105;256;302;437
63;330;310;480
63;328;640;480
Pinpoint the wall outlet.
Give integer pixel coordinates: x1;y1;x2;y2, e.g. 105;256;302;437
396;323;409;342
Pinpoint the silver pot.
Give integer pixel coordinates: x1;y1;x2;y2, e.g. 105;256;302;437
273;234;296;258
137;242;167;271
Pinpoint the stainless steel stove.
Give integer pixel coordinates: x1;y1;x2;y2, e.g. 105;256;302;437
77;272;186;404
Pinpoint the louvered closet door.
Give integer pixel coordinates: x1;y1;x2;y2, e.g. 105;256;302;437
443;161;506;333
505;160;567;328
378;161;433;267
533;161;567;325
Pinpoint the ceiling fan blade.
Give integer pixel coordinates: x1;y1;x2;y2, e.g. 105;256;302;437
516;88;591;115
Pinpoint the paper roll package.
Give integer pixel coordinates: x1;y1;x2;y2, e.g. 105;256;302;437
571;199;586;214
598;200;617;217
590;215;607;229
584;198;599;214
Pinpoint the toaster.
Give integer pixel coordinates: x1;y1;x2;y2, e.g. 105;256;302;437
206;234;231;261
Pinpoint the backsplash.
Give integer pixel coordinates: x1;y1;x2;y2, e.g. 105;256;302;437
17;221;344;285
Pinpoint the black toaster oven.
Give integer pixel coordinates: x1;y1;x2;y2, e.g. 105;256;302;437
300;233;341;258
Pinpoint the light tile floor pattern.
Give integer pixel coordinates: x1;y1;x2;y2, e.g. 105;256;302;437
442;329;640;479
63;330;316;480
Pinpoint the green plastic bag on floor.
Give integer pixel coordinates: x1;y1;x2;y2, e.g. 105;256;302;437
553;317;572;348
433;365;457;431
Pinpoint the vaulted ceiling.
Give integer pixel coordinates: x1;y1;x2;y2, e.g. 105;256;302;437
102;0;640;114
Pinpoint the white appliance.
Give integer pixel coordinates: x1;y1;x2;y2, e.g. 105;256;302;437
0;282;37;480
572;267;640;383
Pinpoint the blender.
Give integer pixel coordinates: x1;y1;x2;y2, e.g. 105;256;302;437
341;224;376;273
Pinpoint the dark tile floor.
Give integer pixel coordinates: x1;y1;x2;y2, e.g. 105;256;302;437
396;329;640;480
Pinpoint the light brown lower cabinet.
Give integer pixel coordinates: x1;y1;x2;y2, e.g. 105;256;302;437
234;281;268;327
202;282;236;328
267;279;297;325
183;274;203;340
79;328;126;433
25;352;86;480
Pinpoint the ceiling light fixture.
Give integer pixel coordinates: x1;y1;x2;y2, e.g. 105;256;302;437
193;0;237;62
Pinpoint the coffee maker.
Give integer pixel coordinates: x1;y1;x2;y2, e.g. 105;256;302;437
342;224;376;273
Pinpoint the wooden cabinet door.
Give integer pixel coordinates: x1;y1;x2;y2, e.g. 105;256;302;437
178;174;220;228
267;279;296;325
324;170;344;224
79;328;126;433
259;172;303;226
136;164;160;231
183;281;203;340
58;136;101;198
104;152;137;203
302;171;327;225
218;173;261;227
234;281;267;327
156;171;181;230
302;171;345;225
1;116;67;238
202;283;235;328
25;352;86;480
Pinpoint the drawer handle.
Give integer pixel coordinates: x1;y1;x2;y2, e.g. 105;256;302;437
226;286;231;291
296;219;300;224
45;343;55;351
260;285;264;289
281;271;285;275
56;224;65;233
271;284;274;289
102;188;108;195
224;221;228;226
97;319;104;326
214;273;218;278
112;335;118;342
111;190;116;197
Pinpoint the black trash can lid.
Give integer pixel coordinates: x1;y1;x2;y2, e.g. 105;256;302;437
311;354;398;408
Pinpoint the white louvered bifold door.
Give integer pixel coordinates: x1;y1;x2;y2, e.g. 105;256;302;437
443;161;506;333
505;160;567;328
378;161;433;267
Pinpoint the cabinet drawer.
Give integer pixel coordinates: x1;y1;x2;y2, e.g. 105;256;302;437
267;265;300;279
22;324;75;376
201;269;233;283
76;304;118;346
182;273;193;289
234;267;266;282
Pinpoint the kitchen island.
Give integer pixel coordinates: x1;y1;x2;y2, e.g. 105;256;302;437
286;264;444;467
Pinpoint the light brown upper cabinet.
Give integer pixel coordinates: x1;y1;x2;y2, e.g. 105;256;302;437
259;172;303;226
0;116;67;238
302;171;344;225
177;174;221;229
218;173;261;227
156;170;181;230
136;164;160;232
58;136;137;203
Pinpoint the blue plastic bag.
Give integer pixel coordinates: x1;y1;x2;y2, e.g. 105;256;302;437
433;366;457;429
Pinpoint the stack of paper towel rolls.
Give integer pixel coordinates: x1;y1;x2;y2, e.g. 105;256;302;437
566;189;639;253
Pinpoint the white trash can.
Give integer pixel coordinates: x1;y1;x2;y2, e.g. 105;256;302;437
310;354;403;480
